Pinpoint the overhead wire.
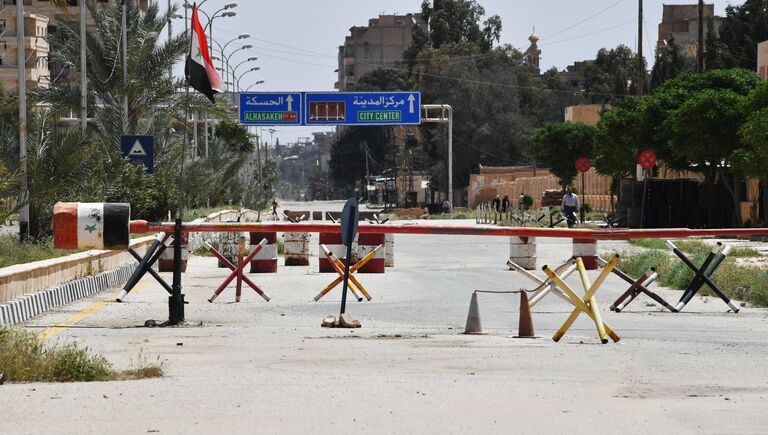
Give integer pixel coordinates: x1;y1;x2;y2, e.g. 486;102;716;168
540;0;627;41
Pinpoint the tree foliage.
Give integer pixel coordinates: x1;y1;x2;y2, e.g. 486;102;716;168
531;122;597;187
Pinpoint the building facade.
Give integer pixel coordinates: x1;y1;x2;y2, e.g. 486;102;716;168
758;40;768;80
0;11;48;89
335;13;425;91
657;3;721;56
0;0;147;90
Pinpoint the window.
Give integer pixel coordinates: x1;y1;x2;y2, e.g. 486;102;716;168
395;19;405;26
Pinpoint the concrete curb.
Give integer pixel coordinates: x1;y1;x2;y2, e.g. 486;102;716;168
0;263;137;326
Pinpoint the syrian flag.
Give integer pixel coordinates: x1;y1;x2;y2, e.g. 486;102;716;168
185;3;225;102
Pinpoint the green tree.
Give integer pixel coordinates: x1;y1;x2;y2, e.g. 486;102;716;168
417;0;501;52
739;81;768;226
581;45;647;102
714;0;768;70
0;109;94;237
531;122;597;188
650;36;693;89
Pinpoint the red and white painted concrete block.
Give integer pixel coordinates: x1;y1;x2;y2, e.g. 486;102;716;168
572;238;598;270
509;236;537;270
249;231;278;273
158;232;189;273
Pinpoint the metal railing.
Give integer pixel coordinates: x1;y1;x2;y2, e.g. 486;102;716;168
476;202;566;227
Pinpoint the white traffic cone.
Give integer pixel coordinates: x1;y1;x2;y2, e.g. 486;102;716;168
463;292;486;335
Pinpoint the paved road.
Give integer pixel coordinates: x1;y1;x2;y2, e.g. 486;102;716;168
2;220;768;434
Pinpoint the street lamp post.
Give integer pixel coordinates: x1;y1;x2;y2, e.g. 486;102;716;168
235;67;260;104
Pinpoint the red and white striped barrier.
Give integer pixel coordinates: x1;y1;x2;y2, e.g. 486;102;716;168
318;232;346;273
572;238;598;270
355;233;385;273
158;232;188;272
249;231;277;273
318;232;385;273
53;202;130;250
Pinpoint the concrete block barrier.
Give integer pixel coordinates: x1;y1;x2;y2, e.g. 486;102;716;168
509;236;537;270
384;234;394;267
284;232;310;266
0;262;138;326
572;238;598;270
249;232;278;273
158;232;189;273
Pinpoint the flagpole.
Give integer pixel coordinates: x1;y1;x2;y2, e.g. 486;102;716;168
169;3;193;326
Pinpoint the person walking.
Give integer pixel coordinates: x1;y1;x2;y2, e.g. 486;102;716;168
561;187;579;228
493;195;501;212
271;199;279;220
501;195;510;213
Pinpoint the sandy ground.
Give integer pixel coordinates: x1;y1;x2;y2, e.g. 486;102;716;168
2;221;768;434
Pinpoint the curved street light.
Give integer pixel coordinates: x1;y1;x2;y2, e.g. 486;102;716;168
245;80;265;92
236;67;261;93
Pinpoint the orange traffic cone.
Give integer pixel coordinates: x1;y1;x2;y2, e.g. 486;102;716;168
517;292;536;338
463;292;486;335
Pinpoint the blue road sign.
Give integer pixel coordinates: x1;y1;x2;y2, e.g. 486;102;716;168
121;135;154;173
239;92;303;125
305;91;421;126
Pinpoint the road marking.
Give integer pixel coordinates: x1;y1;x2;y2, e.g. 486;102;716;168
39;282;151;342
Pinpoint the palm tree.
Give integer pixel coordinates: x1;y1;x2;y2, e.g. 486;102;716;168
0;107;94;237
31;0;233;220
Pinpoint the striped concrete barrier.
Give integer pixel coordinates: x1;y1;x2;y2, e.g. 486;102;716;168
249;232;278;273
509;236;536;270
573;238;598;270
0;263;137;326
158;232;189;272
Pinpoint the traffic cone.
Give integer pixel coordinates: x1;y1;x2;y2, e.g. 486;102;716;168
516;292;536;338
463;292;486;335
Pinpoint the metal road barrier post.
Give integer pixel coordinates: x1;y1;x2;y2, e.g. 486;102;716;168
666;241;739;313
116;232;171;302
507;257;577;308
543;255;621;344
315;244;378;302
598;256;674;313
205;239;271;303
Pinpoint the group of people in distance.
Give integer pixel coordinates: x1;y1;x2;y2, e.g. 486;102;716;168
492;187;580;228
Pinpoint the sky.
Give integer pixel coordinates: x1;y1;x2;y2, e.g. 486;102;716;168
169;0;746;145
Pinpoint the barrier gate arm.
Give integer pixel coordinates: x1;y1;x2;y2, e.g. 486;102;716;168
126;221;768;241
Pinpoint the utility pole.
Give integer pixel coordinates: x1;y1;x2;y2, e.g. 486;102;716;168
363;141;370;203
17;0;29;240
80;0;87;134
697;0;705;72
636;0;643;97
122;0;129;133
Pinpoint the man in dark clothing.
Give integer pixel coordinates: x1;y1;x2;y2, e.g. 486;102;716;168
501;195;510;212
493;195;501;212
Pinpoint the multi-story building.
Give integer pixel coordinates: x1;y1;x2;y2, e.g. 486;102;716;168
335;13;425;91
313;131;335;174
758;40;768;80
657;3;722;56
0;10;49;89
0;0;148;90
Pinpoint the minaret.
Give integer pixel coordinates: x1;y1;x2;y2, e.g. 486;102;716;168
525;26;541;75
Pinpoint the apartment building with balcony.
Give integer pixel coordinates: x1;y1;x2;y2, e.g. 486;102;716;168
0;0;148;90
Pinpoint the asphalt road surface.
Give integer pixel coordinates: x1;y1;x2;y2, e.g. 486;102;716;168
2;220;767;434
